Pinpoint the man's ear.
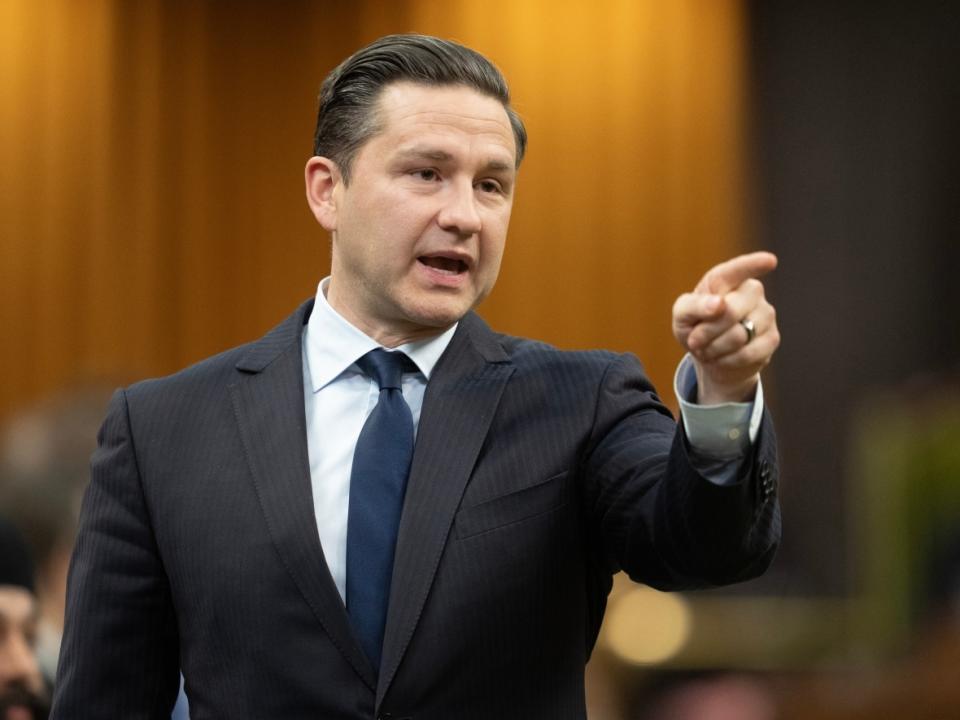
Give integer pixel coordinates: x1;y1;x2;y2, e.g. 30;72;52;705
305;156;342;231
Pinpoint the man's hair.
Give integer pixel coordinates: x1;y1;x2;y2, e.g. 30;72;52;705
313;33;527;183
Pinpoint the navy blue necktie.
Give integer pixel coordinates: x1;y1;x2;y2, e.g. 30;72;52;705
346;349;416;669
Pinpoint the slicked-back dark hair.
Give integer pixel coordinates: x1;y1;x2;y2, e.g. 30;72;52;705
313;33;527;183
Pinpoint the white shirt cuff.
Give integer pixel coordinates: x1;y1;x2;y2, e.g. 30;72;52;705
673;354;764;461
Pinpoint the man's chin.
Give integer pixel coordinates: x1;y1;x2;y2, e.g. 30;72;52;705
401;298;474;333
408;312;467;336
0;688;50;720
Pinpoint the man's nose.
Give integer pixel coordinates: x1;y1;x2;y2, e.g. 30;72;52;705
437;181;482;236
0;632;42;691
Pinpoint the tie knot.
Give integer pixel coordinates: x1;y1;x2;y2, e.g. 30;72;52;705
356;349;416;390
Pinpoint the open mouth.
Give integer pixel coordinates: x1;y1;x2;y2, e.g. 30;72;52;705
418;255;468;275
0;689;49;720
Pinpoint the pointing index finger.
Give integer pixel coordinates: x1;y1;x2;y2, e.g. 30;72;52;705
697;251;778;295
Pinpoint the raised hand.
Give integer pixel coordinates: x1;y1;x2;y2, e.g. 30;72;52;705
672;252;780;404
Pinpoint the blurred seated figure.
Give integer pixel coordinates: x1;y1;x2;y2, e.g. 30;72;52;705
641;672;776;720
0;514;49;720
0;389;188;718
0;387;112;685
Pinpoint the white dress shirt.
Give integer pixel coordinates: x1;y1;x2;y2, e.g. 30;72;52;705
302;278;761;603
302;279;455;602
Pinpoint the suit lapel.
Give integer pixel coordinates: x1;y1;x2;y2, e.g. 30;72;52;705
229;299;376;691
377;313;514;704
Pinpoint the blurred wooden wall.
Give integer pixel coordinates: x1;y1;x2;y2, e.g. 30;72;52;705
0;0;747;423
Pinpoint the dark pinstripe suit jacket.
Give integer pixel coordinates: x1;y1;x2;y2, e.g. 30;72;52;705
52;299;780;720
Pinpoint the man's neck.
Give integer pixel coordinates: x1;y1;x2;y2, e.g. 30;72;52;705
324;280;453;348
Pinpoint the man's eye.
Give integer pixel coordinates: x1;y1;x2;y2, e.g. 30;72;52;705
413;169;439;182
478;180;503;194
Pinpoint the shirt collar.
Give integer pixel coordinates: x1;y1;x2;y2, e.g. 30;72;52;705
303;277;458;393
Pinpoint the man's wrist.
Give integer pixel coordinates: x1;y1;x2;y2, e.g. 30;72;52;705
696;376;759;405
674;354;764;459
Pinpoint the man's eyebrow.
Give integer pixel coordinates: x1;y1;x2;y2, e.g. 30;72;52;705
394;148;454;163
393;147;515;173
483;159;513;173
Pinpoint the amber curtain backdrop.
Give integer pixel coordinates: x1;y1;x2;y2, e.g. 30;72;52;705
0;0;748;424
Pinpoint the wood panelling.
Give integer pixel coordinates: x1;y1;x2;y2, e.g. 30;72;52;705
1;0;747;422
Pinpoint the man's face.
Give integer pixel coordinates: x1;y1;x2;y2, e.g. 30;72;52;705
313;82;517;344
0;587;45;720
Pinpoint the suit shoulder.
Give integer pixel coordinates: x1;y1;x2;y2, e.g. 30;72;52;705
495;332;625;370
471;315;663;403
124;299;311;407
125;343;248;402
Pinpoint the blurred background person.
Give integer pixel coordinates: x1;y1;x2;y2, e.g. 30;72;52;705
0;388;112;687
639;673;776;720
0;515;49;720
0;390;191;718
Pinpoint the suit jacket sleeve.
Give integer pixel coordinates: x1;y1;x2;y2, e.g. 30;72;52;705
51;389;180;719
582;352;780;590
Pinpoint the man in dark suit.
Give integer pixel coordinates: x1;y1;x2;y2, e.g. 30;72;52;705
52;35;781;719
